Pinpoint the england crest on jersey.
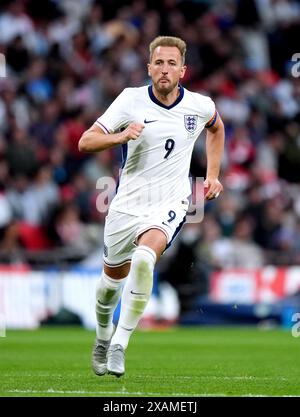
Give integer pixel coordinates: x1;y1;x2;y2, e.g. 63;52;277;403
184;115;198;133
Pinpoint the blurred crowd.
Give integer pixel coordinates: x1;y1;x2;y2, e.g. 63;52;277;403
0;0;300;273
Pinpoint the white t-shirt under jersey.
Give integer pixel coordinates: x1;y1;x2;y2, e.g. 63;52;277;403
96;85;216;216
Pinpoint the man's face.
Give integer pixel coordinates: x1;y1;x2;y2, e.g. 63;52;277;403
148;46;186;95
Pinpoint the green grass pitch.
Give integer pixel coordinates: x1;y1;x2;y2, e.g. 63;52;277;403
0;326;299;397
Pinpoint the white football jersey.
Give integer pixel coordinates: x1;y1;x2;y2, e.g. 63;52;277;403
96;85;216;215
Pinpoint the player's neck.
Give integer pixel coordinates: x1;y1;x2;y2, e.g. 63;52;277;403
152;85;180;106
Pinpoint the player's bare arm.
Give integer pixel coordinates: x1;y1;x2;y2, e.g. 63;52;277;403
204;115;225;200
78;122;144;153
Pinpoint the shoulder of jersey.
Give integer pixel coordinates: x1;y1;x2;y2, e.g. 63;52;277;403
184;88;213;105
122;86;148;98
184;88;215;117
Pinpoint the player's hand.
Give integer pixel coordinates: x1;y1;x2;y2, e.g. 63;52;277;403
119;123;144;144
204;178;223;200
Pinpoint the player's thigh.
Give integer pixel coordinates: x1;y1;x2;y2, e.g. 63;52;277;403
137;228;168;260
103;210;137;272
104;262;131;279
136;204;187;259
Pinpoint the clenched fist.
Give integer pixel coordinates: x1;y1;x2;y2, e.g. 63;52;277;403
118;123;145;144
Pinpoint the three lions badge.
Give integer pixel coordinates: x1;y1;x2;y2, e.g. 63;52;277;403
184;115;198;133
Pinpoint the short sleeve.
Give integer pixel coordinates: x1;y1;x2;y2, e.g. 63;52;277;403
203;96;217;128
95;88;132;134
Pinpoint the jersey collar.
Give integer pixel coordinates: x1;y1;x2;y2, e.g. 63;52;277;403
148;84;184;109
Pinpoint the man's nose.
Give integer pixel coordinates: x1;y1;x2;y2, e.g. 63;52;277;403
161;64;169;74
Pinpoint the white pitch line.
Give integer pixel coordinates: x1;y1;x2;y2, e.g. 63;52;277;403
3;389;224;397
3;389;300;397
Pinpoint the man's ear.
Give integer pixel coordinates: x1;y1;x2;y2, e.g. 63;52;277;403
147;63;151;77
180;65;187;79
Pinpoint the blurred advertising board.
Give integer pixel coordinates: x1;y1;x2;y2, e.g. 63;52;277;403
210;267;300;304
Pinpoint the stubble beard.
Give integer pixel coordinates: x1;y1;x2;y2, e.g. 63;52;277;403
153;79;179;97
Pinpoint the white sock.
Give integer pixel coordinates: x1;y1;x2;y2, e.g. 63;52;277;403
111;245;156;349
95;272;126;341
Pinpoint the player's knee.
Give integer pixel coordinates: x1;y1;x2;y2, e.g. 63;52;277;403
96;272;123;301
132;246;156;283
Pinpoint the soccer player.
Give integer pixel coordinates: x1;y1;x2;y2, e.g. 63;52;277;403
78;36;224;377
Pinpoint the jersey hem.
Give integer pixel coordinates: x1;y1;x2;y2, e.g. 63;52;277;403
135;225;170;245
